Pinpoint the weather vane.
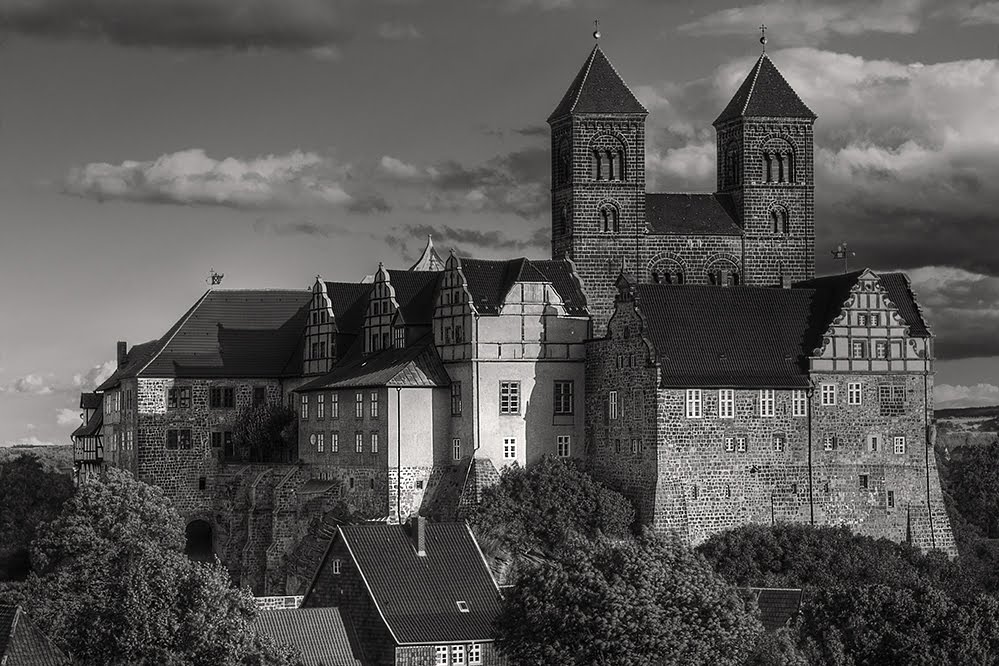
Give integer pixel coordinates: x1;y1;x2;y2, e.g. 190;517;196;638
207;268;224;287
831;242;856;273
593;20;601;40
760;24;767;51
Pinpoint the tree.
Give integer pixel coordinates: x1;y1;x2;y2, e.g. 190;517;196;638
0;454;74;580
0;468;298;665
496;531;762;666
466;456;635;555
943;440;999;538
232;404;299;463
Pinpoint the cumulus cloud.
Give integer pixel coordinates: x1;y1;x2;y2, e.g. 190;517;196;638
63;149;363;210
2;435;59;448
375;22;421;40
387;224;549;256
57;408;82;427
948;1;999;25
0;374;53;395
905;266;999;359
0;0;352;52
72;360;116;390
679;0;929;44
935;383;999;408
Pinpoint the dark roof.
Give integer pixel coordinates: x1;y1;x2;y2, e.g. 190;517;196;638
386;271;442;325
794;271;931;338
322;282;373;335
459;257;587;315
254;608;362;666
715;53;816;125
0;605;68;666
634;284;838;388
79;392;102;410
95;338;162;391
747;588;803;632
337;523;502;644
296;334;450;392
548;45;647;122
645;193;742;236
71;405;103;439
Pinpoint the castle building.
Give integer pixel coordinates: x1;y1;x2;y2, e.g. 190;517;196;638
74;41;956;598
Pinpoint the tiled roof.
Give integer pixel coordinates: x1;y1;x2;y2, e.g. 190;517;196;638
337;523;503;644
548;45;647;122
79;392;102;410
95;338;163;391
715;53;816;125
794;271;931;338
459;257;587;315
386;270;442;325
71;405;103;439
745;588;803;631
645;193;743;236
322;282;373;335
0;605;69;666
296;334;450;391
409;236;446;272
254;608;362;666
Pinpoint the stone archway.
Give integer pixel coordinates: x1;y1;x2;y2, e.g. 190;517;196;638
184;519;214;562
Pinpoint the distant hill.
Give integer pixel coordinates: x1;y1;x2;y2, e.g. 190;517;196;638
935;405;999;420
0;445;74;476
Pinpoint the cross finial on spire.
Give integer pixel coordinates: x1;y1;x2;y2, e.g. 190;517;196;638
593;20;601;40
760;23;768;51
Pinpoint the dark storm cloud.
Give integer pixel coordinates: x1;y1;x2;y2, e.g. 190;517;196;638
0;0;352;52
390;224;549;253
906;267;999;360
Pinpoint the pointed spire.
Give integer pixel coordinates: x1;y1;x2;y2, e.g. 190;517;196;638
713;53;816;126
408;234;445;271
548;44;647;122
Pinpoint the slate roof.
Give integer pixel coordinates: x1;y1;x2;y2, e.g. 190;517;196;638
322;282;373;335
794;271;931;338
645;193;742;236
335;523;503;645
746;588;803;632
459;257;587;315
95;338;162;391
296;334;450;392
71;405;103;439
254;608;363;666
548;45;647;121
715;53;816;125
79;392;102;411
386;271;443;325
0;605;69;666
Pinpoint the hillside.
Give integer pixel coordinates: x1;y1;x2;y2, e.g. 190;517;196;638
0;445;74;476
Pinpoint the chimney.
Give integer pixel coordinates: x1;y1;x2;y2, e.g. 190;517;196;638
116;341;128;369
409;515;427;557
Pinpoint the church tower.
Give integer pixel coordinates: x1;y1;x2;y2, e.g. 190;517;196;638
713;52;817;285
548;44;648;333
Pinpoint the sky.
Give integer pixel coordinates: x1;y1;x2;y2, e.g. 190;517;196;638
2;0;999;447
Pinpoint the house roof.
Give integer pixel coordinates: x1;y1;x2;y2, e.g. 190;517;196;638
385;271;443;325
296;334;450;392
745;588;803;632
335;523;503;645
71;405;103;439
409;236;446;272
79;392;102;411
459;257;587;315
645;193;743;236
794;271;931;338
0;605;69;666
548;45;647;122
715;53;816;125
254;608;363;666
95;338;163;391
322;282;374;335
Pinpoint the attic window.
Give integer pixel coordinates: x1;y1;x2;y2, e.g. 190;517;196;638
456;601;470;613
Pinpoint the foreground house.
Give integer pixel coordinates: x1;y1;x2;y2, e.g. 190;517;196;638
254;607;363;666
0;605;69;666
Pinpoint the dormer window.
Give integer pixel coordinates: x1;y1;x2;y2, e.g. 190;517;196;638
456;601;469;613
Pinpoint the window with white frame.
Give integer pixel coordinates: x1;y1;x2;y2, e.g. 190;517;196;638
469;643;482;665
331;559;342;575
848;382;863;406
857;313;869;326
500;381;521;414
820;384;836;406
823;435;838;451
355;392;363;418
300;395;309;419
851;340;867;358
331;432;339;452
893;436;906;454
452;438;461;460
451;645;466;665
331;393;339;418
554;380;574;415
394;327;405;349
556;435;571;458
736;435;747;453
725;437;735;452
355;432;363;453
503;438;516;459
370;392;379;418
370;432;378;454
868;434;881;452
759;390;776;417
791;390;807;417
630;438;642;454
317;432;324;453
317;393;325;419
718;389;734;418
435;646;448;665
686;389;702;418
875;341;889;359
608;390;619;420
870;313;881;326
887;490;895;508
773;433;786;452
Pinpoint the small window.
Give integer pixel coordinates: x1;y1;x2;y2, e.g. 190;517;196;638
349;477;355;490
875;341;889;359
300;395;310;419
893;436;906;454
500;382;521;414
718;389;734;418
759;389;776;417
435;647;449;666
370;432;379;454
870;313;881;326
791;390;807;417
317;432;325;453
859;474;869;490
452;438;461;461
355;433;363;453
686;389;703;418
469;643;482;665
394;327;406;349
724;437;735;453
452;645;466;666
554;381;575;415
253;386;267;407
332;559;342;575
355;392;363;418
198;476;206;491
369;478;374;490
736;435;747;453
456;601;470;613
331;393;339;418
503;437;516;460
851;340;867;358
210;432;222;448
167;387;191;409
857;313;869;326
331;432;339;452
614;439;622;454
868;434;881;452
451;382;462;416
823;435;838;452
608;390;619;420
630;438;641;454
773;433;786;452
369;392;379;418
557;435;571;458
692;485;699;500
317;393;325;420
848;382;863;406
887;490;895;508
820;384;836;406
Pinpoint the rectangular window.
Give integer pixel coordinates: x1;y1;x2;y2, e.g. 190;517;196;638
394;327;405;349
167;387;191;409
725;437;735;453
630;438;641;454
887;490;895;508
792;390;807;417
718;389;734;418
857;313;868;326
331;432;339;452
300;395;309;419
355;392;363;418
198;476;206;491
686;389;703;418
554;381;575;415
608;390;619;420
331;393;339;419
500;382;521;414
332;559;342;575
869;434;881;452
859;474;869;489
370;392;379;418
773;433;786;452
435;646;448;666
875;341;889;359
317;432;325;453
210;432;222;448
852;340;867;358
736;435;747;453
870;313;881;326
451;382;462;416
503;437;516;460
557;435;571;458
355;433;363;453
253;386;267;407
759;389;776;417
224;432;233;457
452;646;465;666
848;382;863;406
823;435;838;452
179;429;192;449
317;394;325;419
452;438;461;461
370;432;379;454
893;436;906;454
209;387;235;409
820;384;836;406
469;643;482;665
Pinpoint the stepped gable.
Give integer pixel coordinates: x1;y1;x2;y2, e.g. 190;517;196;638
254;608;363;666
714;53;816;125
459;257;587;315
548;45;647;121
645;193;743;236
386;270;443;325
296;333;450;391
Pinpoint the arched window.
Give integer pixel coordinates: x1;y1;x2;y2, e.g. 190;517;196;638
649;257;686;285
592;151;602;180
706;258;740;287
762;138;795;184
770;206;789;234
590;134;627;182
599;203;620;233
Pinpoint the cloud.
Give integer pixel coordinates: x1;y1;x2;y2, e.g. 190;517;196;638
947;1;999;25
0;0;352;52
375;22;421;40
72;360;116;390
0;374;53;395
904;266;999;359
679;0;929;44
57;408;82;427
63;149;363;210
935;383;999;409
388;224;549;256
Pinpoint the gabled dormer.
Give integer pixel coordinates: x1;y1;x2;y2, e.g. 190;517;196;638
304;278;338;376
363;265;404;354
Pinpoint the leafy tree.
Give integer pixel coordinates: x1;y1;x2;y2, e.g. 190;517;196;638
496;531;762;666
466;456;635;555
232;403;299;463
942;440;999;537
0;454;74;580
745;626;809;666
0;468;298;665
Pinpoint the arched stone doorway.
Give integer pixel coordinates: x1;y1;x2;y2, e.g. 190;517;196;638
185;519;214;562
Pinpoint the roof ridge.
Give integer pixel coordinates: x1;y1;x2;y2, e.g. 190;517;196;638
568;45;599;115
741;54;767;117
134;289;214;378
